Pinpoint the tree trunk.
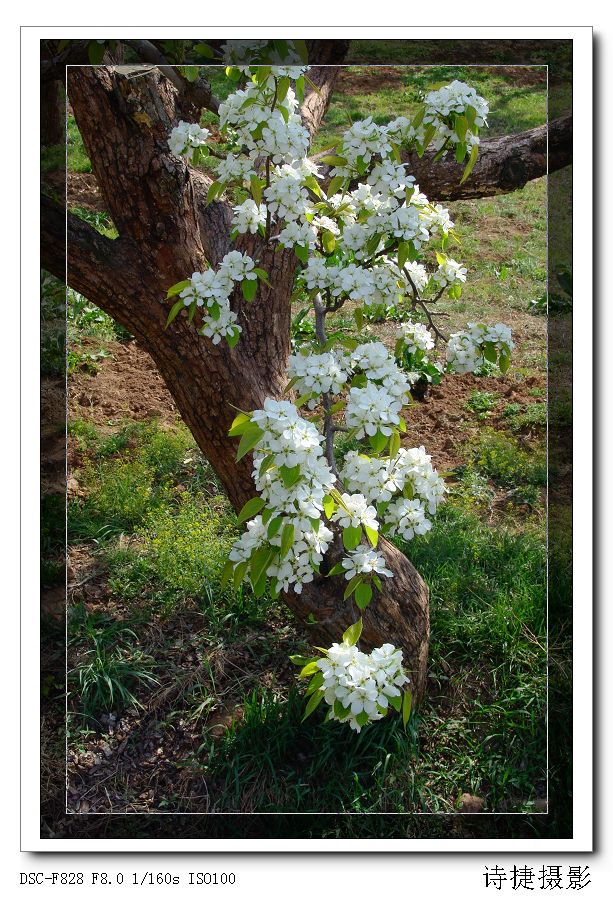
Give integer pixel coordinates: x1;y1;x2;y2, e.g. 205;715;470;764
41;80;64;146
44;64;431;699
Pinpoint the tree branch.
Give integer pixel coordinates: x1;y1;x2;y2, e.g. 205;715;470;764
405;114;572;201
41;194;149;337
124;40;220;116
300;41;351;138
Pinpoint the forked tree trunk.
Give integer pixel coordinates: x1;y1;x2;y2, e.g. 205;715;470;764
43;65;430;699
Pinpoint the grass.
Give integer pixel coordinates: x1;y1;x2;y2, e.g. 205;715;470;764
64;415;548;813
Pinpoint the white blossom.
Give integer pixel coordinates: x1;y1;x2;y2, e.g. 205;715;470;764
315;640;409;732
342;545;394;581
168;121;210;160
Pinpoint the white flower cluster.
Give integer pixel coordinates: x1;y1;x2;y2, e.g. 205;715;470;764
340;446;446;541
342;545;393;580
178;250;256;345
446;322;514;374
317;641;409;732
218;80;310;165
287;350;348;403
301;260;407;309
424;79;489;153
341;117;392;169
434;258;467;288
231;199;267;234
264;163;312;220
228;400;336;593
168;121;210;161
397;320;435;354
383;498;432;540
344;343;413;439
332;494;378;532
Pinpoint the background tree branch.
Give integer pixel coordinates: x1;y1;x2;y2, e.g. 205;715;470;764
404;114;572;201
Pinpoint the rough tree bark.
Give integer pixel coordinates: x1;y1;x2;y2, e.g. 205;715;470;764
40;58;567;703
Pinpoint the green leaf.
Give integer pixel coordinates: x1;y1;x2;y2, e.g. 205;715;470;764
241;278;258;302
167;279;191;298
250;174;263;205
183;65;199;83
465;105;477;129
355;582;372;609
499;349;511;374
398;242;410;270
194;42;215;59
411;106;425;129
295;75;305;103
232;560;248;592
299;661;319;678
280;464;301;488
364;525;378;548
326;563;345;577
165;299;185;328
236;425;264;461
342;618;363;646
460;143;479;185
302;689;324;721
226;327;240;348
322;230;336;254
320;154;347;167
266;516;283;539
304;175;323;197
294;244;309;264
365;232;382;256
372;573;382;592
334;699;351;719
482;341;498;364
455;114;468;142
254;267;271;287
388;693;402;713
326;175;345;198
369;431;388;454
276;76;291;102
343;574;362;601
294;392;314;409
249;545;274;588
402;688;412;727
354;307;364;331
305;671;324;696
455;141;467;164
228;411;252;436
343;525;362;551
289;654;313;666
254;66;272;85
220;558;235;590
237;496;266;524
388;429;401;460
422;123;436;150
206;181;224;205
280;522;295;559
323;494;336;519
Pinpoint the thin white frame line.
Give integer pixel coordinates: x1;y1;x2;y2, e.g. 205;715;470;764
63;59;551;819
